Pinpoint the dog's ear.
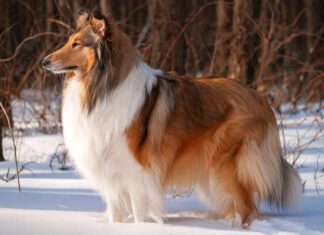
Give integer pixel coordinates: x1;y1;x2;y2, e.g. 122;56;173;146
90;13;106;38
76;11;89;29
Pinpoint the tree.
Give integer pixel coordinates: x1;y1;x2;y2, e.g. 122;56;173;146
0;127;4;161
0;0;322;135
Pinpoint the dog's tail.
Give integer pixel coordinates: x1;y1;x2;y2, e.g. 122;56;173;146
238;124;302;209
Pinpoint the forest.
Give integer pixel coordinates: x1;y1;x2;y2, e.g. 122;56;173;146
0;1;323;234
0;0;322;159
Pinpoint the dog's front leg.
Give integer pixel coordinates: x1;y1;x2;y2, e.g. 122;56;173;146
105;193;125;223
129;186;146;223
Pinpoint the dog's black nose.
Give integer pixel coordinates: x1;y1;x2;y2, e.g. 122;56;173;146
42;58;51;68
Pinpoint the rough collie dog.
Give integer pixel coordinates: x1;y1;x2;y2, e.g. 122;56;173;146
42;11;302;227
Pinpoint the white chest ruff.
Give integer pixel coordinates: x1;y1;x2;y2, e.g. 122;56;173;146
62;64;157;185
61;64;169;223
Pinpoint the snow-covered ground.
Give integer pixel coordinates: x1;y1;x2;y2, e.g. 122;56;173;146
0;102;323;235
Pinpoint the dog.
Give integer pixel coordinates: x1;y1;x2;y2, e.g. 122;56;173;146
42;10;302;227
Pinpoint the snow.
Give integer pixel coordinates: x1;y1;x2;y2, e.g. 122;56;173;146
0;103;323;235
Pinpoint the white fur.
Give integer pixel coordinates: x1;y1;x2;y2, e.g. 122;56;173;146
237;125;282;201
62;63;165;223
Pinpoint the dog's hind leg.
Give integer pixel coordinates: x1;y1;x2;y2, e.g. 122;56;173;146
197;172;236;220
208;160;258;227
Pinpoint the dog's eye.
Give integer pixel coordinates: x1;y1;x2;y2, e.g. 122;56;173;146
72;42;80;48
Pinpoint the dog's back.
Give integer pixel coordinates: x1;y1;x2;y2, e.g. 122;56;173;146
43;10;302;227
126;75;302;226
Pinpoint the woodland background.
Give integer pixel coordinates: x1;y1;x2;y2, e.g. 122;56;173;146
0;0;323;161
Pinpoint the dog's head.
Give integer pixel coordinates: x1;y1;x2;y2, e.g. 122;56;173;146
43;10;137;110
42;11;110;75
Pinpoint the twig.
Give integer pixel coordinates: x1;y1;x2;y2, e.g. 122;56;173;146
0;32;58;62
0;23;18;41
49;143;70;172
160;2;216;68
278;111;287;158
0;161;37;182
47;18;71;29
0;102;21;191
135;20;150;49
291;121;323;166
314;155;323;195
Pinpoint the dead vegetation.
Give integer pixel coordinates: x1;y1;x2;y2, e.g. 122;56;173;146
0;1;323;191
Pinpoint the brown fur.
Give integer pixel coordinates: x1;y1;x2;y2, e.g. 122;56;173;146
44;11;302;227
126;74;299;225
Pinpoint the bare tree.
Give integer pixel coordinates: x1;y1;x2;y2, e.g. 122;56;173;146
0;0;322;142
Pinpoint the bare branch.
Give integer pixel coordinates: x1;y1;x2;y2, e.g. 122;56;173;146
0;102;21;191
0;32;59;62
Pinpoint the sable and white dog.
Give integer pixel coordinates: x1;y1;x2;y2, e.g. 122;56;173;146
43;11;302;227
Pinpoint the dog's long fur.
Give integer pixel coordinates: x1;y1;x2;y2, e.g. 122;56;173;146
43;11;302;227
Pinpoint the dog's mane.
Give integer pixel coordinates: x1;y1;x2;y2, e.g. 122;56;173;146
79;10;139;112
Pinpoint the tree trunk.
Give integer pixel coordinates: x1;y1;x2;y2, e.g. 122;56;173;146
100;0;111;16
0;126;4;161
0;94;12;162
0;65;12;162
228;0;248;82
300;0;319;101
146;0;188;74
209;0;231;76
